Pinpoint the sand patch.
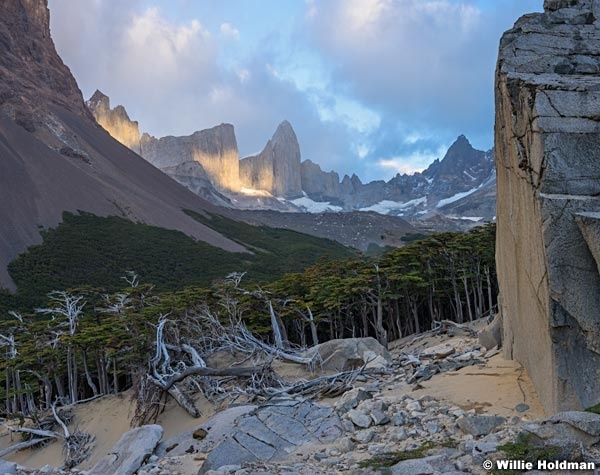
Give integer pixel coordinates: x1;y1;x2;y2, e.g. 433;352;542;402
410;354;545;420
0;390;218;470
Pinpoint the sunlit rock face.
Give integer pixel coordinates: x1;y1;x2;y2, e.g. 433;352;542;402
140;124;240;192
240;120;303;199
87;90;141;154
496;0;600;414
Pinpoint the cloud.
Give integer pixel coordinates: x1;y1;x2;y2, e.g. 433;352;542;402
305;0;540;142
377;144;449;177
220;22;240;40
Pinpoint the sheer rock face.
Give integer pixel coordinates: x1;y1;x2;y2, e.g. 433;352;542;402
300;160;341;201
496;0;600;413
140;124;240;192
87;90;141;154
240;121;303;199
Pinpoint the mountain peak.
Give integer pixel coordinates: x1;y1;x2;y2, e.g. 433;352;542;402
86;89;111;113
273;120;297;143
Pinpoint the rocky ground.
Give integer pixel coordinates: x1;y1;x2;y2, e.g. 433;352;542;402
3;320;600;475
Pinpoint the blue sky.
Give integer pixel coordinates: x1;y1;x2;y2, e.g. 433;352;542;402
48;0;542;182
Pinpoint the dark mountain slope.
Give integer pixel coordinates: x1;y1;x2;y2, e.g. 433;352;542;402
0;0;246;289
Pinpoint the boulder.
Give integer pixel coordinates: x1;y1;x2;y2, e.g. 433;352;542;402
390;455;452;475
0;460;17;475
334;387;372;413
456;415;506;437
198;399;345;474
157;405;256;457
496;0;600;413
88;424;163;475
304;337;391;372
478;314;502;350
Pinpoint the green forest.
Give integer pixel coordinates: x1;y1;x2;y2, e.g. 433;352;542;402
0;213;496;418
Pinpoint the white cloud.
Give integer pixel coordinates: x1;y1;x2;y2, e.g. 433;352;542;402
377;144;448;177
220;22;240;40
121;8;214;88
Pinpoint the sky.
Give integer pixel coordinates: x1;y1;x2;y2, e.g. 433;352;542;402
47;0;542;183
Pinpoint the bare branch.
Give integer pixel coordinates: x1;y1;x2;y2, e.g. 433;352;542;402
0;437;52;457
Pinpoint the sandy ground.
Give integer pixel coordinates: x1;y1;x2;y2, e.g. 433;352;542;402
0;326;546;471
411;354;545;420
0;390;219;470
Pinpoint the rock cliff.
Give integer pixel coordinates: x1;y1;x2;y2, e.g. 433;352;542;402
240;120;302;198
87;90;141;154
140;124;240;192
300;160;341;201
496;0;600;413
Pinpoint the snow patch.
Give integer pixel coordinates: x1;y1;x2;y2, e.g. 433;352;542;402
291;196;343;213
436;187;480;208
360;197;427;214
450;216;484;222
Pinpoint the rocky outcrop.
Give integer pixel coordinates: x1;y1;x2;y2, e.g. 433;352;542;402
88;425;163;475
0;0;89;121
140;124;240;192
0;0;246;290
86;90;141;154
495;0;600;413
240;120;302;198
300;160;341;201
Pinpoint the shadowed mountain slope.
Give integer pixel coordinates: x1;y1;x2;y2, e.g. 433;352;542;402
0;0;247;290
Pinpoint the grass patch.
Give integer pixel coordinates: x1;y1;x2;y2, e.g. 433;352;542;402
358;441;437;470
493;436;563;475
585;403;600;414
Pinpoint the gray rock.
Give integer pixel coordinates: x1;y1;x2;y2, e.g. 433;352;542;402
88;424;163;475
334;387;372;413
0;460;17;475
198;399;345;474
158;405;257;457
496;0;600;414
353;428;375;444
478;314;502;350
472;441;499;464
390;427;408;441
457;415;506;437
392;413;406;426
515;403;530;413
336;437;355;452
303;337;391;372
347;409;372;428
550;410;600;435
371;408;390;426
406;400;422;412
390;455;450;475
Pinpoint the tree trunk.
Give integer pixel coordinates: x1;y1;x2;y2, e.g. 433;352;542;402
462;273;473;322
112;358;119;395
307;307;319;346
82;351;99;396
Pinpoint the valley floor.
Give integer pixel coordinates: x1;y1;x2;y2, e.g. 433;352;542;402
3;320;594;475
